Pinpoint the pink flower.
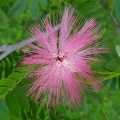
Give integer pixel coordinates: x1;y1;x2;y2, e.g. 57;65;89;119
21;6;106;107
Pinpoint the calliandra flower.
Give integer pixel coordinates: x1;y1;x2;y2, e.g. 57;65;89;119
21;6;106;108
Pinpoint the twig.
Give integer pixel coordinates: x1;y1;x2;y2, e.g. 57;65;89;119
0;24;61;60
0;44;9;52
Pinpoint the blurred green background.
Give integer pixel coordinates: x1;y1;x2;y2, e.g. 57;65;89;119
0;0;120;120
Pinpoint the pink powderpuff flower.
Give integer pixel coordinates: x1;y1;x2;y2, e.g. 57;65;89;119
21;6;106;108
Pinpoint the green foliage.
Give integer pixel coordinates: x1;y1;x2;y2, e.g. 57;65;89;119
8;0;27;17
39;0;48;10
113;0;120;21
14;85;30;111
0;65;32;98
0;0;120;119
98;110;109;120
5;91;21;119
0;0;13;7
0;100;9;120
28;0;39;18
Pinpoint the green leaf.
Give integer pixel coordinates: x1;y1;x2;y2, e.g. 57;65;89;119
118;75;120;89
39;0;47;10
44;109;50;120
113;0;120;21
0;0;13;7
5;91;21;118
88;60;110;74
51;0;61;7
105;59;118;71
0;65;32;98
89;60;120;80
99;110;109;120
110;77;117;90
14;85;30;111
36;98;46;118
99;28;106;36
49;110;59;120
81;95;88;113
8;0;27;17
0;100;9;120
28;0;39;18
116;45;120;57
90;92;103;103
31;102;38;119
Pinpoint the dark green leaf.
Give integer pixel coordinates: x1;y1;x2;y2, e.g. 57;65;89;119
28;0;39;18
49;110;59;120
31;102;38;119
110;77;117;90
39;0;47;10
8;0;27;17
5;91;21;118
14;85;30;111
0;100;9;120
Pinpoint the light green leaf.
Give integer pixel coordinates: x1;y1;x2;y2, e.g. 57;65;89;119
39;0;47;10
8;0;27;17
14;85;30;111
28;0;39;18
116;45;120;57
0;100;9;120
5;91;21;118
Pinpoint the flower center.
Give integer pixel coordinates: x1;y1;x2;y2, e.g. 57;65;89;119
56;56;64;62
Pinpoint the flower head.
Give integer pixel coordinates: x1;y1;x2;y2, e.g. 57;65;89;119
21;6;106;107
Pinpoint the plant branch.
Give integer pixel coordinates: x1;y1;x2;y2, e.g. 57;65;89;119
0;24;61;60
